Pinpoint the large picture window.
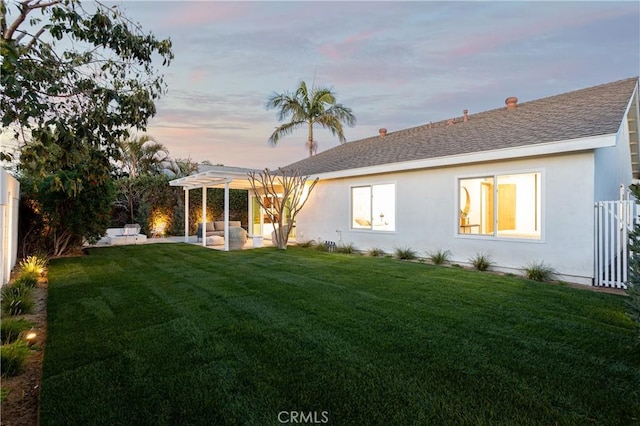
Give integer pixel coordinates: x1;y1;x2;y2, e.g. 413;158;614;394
351;183;395;231
458;172;541;239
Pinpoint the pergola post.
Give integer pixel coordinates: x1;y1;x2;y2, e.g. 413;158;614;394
224;181;229;251
202;186;207;248
184;189;189;243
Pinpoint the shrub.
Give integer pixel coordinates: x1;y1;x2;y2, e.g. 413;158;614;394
15;272;38;288
336;243;356;254
1;283;34;316
1;387;8;402
367;247;385;257
395;247;417;260
524;261;557;282
297;240;316;248
0;341;30;377
429;249;451;265
470;253;493;271
1;318;34;345
626;184;640;339
18;254;48;276
314;243;329;252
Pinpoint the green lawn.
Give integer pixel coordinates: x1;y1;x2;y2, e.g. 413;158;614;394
40;244;639;425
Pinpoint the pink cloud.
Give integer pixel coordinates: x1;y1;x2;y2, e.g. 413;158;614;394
452;7;632;57
162;2;250;28
317;30;377;60
189;68;206;84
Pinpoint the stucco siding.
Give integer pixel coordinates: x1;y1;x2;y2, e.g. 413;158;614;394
594;85;638;201
296;152;595;284
594;126;632;202
1;169;20;286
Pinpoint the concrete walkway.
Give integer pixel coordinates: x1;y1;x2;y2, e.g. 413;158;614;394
91;234;279;250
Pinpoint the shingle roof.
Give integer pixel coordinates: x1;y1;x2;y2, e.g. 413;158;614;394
284;77;638;175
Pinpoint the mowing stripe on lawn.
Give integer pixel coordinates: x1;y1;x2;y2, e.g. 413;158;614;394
40;244;640;425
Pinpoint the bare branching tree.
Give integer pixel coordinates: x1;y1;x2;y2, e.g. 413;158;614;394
248;168;318;249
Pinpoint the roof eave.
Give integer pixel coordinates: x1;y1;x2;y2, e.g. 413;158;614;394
312;133;617;180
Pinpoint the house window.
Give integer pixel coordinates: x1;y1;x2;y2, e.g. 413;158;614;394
458;172;541;239
351;183;395;231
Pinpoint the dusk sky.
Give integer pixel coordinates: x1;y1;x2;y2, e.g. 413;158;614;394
109;1;639;169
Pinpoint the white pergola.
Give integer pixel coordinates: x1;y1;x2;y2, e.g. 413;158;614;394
169;166;263;251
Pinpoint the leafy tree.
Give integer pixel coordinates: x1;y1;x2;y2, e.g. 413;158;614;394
266;81;356;157
117;134;169;178
628;184;640;340
1;0;173;159
113;174;176;232
3;0;173;255
248;168;318;249
19;125;114;256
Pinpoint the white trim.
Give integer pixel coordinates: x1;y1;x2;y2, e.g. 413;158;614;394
184;189;189;243
314;134;615;181
224;182;230;251
169;168;256;190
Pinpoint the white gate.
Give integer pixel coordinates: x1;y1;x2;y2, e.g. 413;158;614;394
594;190;638;289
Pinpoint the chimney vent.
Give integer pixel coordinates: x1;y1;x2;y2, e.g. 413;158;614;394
505;97;518;110
379;128;387;137
463;109;469;122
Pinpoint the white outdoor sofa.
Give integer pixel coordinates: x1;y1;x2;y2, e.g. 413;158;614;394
102;224;147;245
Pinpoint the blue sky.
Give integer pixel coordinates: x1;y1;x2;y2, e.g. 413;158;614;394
114;1;639;169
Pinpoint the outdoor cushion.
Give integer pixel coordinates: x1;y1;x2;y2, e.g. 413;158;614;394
214;221;241;231
228;227;247;250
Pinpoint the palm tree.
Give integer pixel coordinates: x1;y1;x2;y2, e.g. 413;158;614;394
165;157;199;178
118;134;169;178
266;81;356;157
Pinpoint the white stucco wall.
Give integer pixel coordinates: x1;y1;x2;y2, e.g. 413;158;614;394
296;152;596;285
594;124;632;202
0;169;20;286
594;86;638;201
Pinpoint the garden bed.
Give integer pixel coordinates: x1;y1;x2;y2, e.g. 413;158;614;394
1;280;47;426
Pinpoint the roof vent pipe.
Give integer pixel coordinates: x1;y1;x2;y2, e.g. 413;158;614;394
379;128;387;137
505;97;518;110
463;109;469;122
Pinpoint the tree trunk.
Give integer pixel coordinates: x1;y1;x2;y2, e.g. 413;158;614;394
308;120;314;157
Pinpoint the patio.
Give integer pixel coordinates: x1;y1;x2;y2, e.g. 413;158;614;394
93;234;284;250
169;165;281;252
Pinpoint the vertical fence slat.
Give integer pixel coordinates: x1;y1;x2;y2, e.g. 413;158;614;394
595;204;600;286
604;201;609;286
598;202;604;286
616;201;622;287
594;199;631;290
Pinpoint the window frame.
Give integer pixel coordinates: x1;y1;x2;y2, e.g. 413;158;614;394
350;182;396;232
455;170;544;242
